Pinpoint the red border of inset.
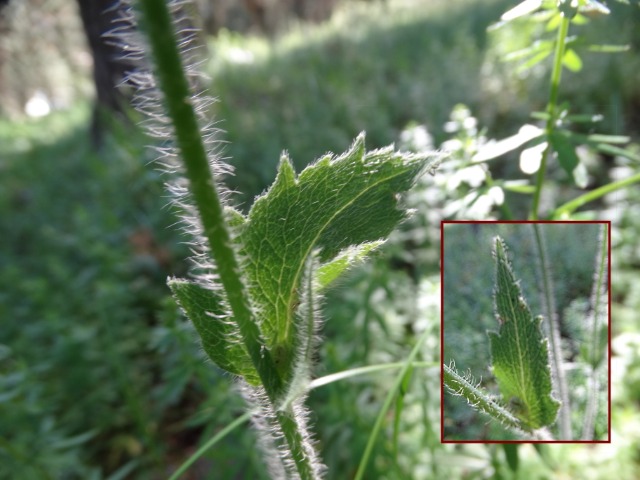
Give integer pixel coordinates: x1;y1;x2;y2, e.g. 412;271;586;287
440;220;612;444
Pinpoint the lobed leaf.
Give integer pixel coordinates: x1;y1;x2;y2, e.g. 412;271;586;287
236;133;437;379
488;237;560;431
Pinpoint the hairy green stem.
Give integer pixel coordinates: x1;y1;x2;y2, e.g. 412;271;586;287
531;15;570;220
532;224;571;439
168;361;437;480
135;0;317;476
135;0;281;394
443;364;524;433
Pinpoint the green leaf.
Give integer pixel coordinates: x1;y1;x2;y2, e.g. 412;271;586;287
472;124;544;162
316;241;384;290
593;143;640;163
501;180;536;194
588;44;630;53
237;133;437;379
488;237;560;431
562;48;583;72
168;279;260;385
549;131;579;175
500;0;543;21
503;444;519;473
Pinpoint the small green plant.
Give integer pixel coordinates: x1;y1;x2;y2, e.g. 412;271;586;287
444;235;560;438
443;223;609;440
131;0;441;477
436;0;640;221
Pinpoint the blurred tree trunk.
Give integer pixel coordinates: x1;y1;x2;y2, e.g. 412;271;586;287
0;1;10;115
76;0;130;146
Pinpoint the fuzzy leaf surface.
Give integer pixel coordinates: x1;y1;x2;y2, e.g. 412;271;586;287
168;279;260;385
237;133;437;378
488;237;560;431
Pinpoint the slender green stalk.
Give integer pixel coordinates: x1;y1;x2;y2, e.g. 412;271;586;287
550;172;640;218
354;329;431;480
531;15;570;220
167;413;252;480
135;1;318;476
532;224;571;439
309;361;436;389
135;0;281;396
443;364;524;433
588;224;608;368
582;224;608;440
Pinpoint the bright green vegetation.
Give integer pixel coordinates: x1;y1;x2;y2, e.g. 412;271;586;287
1;0;640;478
488;236;560;432
137;0;441;475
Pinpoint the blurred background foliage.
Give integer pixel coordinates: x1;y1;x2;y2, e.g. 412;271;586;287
1;0;639;478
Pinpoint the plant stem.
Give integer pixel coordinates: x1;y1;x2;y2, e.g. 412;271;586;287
135;1;316;476
354;329;432;480
531;15;570;220
135;0;281;395
443;363;524;433
550;171;640;218
582;224;608;440
168;413;252;480
309;361;436;389
532;223;571;439
168;361;437;480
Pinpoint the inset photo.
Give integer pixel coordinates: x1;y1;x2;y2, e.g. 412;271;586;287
441;221;610;442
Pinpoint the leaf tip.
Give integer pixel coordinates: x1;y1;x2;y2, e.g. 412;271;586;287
275;153;297;188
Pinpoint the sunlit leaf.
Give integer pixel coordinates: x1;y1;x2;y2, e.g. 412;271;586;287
488;237;560;431
501;180;536;194
588;44;630;53
580;0;611;17
572;162;589;188
520;141;547;174
587;134;630;144
562;48;583;72
501;0;543;21
237;133;437;379
473;125;544;163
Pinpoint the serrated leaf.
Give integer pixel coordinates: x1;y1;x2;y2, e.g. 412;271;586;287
168;279;260;385
238;133;436;379
488;237;560;431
